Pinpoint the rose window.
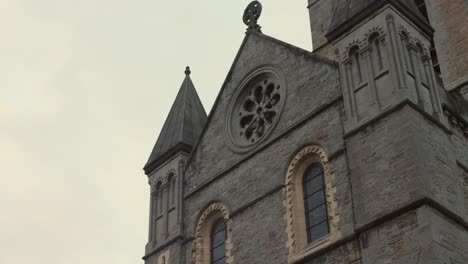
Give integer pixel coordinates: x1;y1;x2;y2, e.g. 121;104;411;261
226;67;286;152
239;79;280;142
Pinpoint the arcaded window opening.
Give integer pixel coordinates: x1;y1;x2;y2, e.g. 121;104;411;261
369;33;384;71
349;46;363;84
168;173;176;207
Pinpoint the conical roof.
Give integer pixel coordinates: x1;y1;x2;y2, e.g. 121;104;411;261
144;67;207;174
327;0;431;40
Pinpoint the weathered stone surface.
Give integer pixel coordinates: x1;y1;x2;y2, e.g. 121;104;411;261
425;0;468;87
142;2;468;263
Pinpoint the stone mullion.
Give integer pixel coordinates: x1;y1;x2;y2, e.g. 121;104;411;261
408;44;425;108
362;46;379;107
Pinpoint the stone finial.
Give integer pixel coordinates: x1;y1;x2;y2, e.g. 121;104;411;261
243;1;262;32
185;66;191;76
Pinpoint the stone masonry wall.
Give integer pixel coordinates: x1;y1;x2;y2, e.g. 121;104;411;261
183;104;352;263
418;206;468;263
185;33;340;195
347;105;427;226
425;0;468;87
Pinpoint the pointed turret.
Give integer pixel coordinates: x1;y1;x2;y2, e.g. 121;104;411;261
144;67;207;175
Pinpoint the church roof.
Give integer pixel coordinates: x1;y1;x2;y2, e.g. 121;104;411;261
327;0;432;40
144;67;207;174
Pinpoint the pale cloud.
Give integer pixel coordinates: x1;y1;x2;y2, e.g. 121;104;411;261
0;1;310;263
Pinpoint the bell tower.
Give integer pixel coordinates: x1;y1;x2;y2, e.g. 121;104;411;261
324;0;444;131
143;67;207;264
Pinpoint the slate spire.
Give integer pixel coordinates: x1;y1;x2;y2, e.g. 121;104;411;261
144;66;207;174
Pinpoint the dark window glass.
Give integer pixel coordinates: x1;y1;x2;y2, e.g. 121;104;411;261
210;219;226;264
303;164;330;243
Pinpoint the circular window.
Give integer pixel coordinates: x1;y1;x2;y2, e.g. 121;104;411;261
226;66;286;153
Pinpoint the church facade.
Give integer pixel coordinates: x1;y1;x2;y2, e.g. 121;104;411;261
141;1;468;263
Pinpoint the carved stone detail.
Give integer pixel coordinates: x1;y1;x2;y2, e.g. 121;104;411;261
284;145;340;263
226;65;287;153
193;203;233;264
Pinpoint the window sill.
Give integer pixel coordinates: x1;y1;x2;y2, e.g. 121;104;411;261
374;69;389;79
354;82;368;92
290;234;333;263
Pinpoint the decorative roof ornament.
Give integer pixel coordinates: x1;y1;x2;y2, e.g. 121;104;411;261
243;1;262;32
185;66;191;76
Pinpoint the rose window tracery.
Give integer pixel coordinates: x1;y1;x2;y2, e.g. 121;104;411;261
239;79;280;142
226;66;286;152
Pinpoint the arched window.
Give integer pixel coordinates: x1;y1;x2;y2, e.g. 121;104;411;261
284;145;339;262
400;32;411;71
167;173;176;207
156;182;163;215
302;164;330;243
416;43;428;84
210;219;227;264
349;46;363;84
369;33;384;71
194;203;233;264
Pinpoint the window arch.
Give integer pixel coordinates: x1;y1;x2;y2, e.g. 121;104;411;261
194;203;233;264
284;145;340;262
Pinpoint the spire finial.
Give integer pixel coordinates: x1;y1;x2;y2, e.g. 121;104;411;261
243;1;262;32
185;66;191;76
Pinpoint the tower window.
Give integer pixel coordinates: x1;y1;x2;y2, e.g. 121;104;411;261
168;173;176;206
349;46;363;85
210;219;227;264
372;37;384;71
302;164;330;243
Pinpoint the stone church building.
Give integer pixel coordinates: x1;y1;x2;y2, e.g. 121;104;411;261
141;1;468;263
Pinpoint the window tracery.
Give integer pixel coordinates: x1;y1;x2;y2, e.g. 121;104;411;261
226;66;286;153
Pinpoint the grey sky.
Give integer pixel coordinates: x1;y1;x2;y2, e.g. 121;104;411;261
0;1;310;263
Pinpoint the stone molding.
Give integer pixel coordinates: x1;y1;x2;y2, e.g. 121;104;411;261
193;203;233;264
284;145;341;263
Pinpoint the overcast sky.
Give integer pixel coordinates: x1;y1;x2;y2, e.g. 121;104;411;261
0;1;311;263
